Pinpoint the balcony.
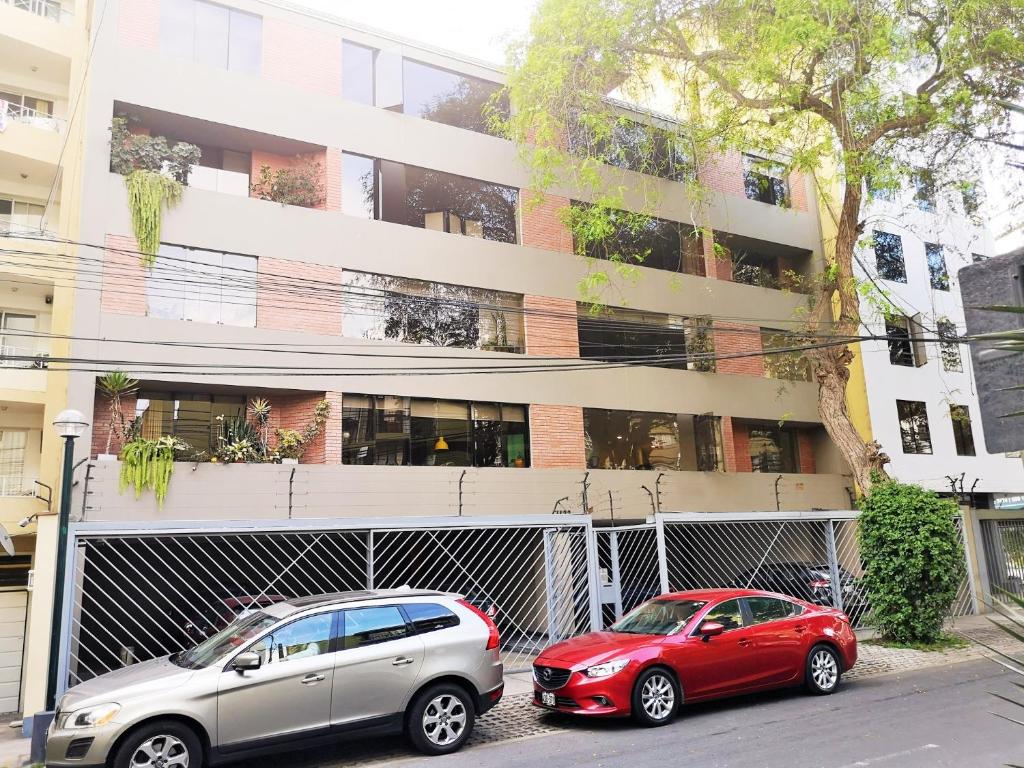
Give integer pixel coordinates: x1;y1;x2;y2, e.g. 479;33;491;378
186;164;250;197
0;401;44;527
2;101;63;132
2;0;71;23
0;280;53;392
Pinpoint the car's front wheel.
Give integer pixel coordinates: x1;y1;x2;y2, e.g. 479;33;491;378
631;667;680;727
407;683;476;755
111;720;202;768
805;644;842;695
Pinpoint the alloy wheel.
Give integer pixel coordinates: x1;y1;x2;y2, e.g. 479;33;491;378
641;673;675;720
811;649;839;690
422;693;468;746
129;734;190;768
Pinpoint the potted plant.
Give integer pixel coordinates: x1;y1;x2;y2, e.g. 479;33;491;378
118;435;191;507
274;429;305;464
97;370;139;460
248;398;272;461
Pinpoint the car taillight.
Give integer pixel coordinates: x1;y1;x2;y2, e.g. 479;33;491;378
809;579;831;589
458;599;500;650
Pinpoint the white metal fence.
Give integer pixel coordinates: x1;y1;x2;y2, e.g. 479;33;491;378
980;518;1024;598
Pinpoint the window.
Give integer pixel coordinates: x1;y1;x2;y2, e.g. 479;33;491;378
913;170;937;212
342;153;519;244
342;606;408;649
1;311;41;368
885;315;926;367
700;599;744;632
950;405;976;457
342;395;529;468
135;391;246;455
865;175;894;202
0;90;54;119
577;306;691;370
761;329;811;381
583;410;724;472
250;613;333;664
730;250;784;289
925;243;949;290
961;183;980;217
403;603;460;634
570;202;704;275
160;0;261;75
343;272;523;353
872;231;906;282
896;400;932;454
742;154;789;206
567;117;688;181
937;320;962;372
0;429;27;497
744;597;795;624
0;198;46;234
746;425;800;473
147;245;257;326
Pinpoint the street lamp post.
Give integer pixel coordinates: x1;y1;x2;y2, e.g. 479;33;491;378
45;409;88;711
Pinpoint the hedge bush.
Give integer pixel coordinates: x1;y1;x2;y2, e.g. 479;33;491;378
859;480;964;644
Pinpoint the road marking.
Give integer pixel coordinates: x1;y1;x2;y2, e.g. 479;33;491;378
833;744;940;768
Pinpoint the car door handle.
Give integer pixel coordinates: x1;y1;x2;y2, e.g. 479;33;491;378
392;657;415;667
301;673;326;685
738;638;753;648
794;625;808;633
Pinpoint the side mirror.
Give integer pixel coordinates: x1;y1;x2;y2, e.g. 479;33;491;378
699;621;725;642
232;651;262;673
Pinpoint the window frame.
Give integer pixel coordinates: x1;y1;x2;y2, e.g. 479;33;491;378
339;604;413;650
689;598;747;636
937;319;962;372
741;596;800;626
896;399;933;455
950;404;976;457
399;602;461;635
872;230;907;283
239;609;340;667
742;153;790;207
925;243;949;291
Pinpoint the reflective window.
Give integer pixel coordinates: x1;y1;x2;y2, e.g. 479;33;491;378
577;306;688;370
343;271;523;353
950;405;976;457
745;597;796;624
937;320;962;372
761;329;811;380
701;599;744;631
342;395;528;468
897;399;932;454
403;59;508;134
746;424;800;473
914;170;936;212
403;603;460;634
611;599;707;636
342;606;408;649
885;316;914;367
250;613;333;664
342;41;375;105
0;198;46;234
0;429;27;497
160;0;261;75
925;243;949;291
567;117;688;181
147;245;257;327
135;391;246;455
743;154;789;206
583;409;724;472
872;231;906;282
731;250;784;288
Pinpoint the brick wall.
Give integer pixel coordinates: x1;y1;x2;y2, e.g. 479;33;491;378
788;171;809;212
699;152;746;197
118;0;159;49
529;405;586;468
101;234;148;316
720;416;737;473
323;392;344;464
262;16;341;95
325;147;342;212
91;390;139;457
274;392;329;464
704;232;732;281
797;429;817;474
523;296;580;357
520;192;573;253
732;421;753;472
712;322;763;376
257;257;342;334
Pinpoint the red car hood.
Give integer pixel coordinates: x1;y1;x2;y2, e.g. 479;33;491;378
538;631;659;668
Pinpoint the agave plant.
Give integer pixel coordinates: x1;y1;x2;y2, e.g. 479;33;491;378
97;370;140;455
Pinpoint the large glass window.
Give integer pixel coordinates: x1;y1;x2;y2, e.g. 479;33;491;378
583;409;724;471
0;198;46;234
135;391;246;454
567;117;688;181
342;607;408;649
0;430;27;497
342;154;518;244
896;400;932;454
160;0;261;75
343;272;523;353
950;405;976;457
925;243;949;291
570;202;704;275
0;311;40;367
937;319;962;372
341;41;375;105
745;424;800;473
743;154;789;206
872;231;906;282
147;245;257;327
342;395;528;468
577;306;687;370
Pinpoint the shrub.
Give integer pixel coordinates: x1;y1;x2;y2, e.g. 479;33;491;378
859;480;965;644
250;158;325;207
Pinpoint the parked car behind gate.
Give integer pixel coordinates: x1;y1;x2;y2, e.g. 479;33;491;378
532;588;856;727
46;589;503;767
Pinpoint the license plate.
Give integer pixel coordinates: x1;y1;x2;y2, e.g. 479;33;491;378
541;691;556;707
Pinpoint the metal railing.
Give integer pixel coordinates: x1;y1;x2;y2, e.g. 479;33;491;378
0;474;30;497
0;344;49;368
2;102;64;132
2;0;71;23
981;518;1024;597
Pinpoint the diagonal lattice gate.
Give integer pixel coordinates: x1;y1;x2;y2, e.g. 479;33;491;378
59;517;598;691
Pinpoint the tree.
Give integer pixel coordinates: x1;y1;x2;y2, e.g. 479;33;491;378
501;0;1024;492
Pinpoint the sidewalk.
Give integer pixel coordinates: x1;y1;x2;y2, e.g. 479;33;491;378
0;718;27;768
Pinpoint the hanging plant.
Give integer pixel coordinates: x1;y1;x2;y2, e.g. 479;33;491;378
126;170;182;267
118;435;191;507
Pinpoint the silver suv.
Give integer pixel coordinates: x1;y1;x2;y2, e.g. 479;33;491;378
46;589;504;767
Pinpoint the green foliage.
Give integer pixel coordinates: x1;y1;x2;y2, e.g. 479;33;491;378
109;116;201;183
119;436;191;507
250;159;325;207
858;481;965;644
125;170;181;266
97;370;139;455
216;414;264;462
272;399;332;462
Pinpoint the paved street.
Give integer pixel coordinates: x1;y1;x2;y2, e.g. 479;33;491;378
248;659;1021;768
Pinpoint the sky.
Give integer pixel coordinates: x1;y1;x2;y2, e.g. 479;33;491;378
293;0;538;66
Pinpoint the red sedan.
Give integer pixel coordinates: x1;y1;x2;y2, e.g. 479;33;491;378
533;588;857;726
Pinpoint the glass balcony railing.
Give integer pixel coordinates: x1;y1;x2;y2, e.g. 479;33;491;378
0;343;49;369
185;165;251;197
3;0;71;24
1;101;64;132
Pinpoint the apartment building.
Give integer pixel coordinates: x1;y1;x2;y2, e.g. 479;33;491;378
0;0;94;715
11;0;868;716
855;176;1024;507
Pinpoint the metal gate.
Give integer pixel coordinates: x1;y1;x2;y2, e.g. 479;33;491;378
593;525;663;629
58;516;598;692
980;518;1024;598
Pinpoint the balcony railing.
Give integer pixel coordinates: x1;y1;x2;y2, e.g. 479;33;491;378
2;0;71;23
187;165;250;197
0;474;31;497
1;101;64;132
0;344;49;369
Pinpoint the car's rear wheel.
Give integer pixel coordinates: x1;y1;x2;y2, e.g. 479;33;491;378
112;720;202;768
407;683;476;756
631;667;679;727
805;644;841;695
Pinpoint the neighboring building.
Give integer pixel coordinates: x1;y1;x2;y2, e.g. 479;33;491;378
13;0;861;717
853;177;1024;507
0;0;92;716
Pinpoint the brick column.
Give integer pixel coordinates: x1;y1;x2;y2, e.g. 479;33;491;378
118;0;159;49
797;429;817;474
788;170;809;212
257;257;342;334
101;234;148;316
323;392;344;464
712;322;764;376
261;17;341;94
325;148;343;212
698;151;746;197
529;404;586;468
520;192;573;253
91;390;139;458
523;296;579;358
732;421;752;472
720;416;738;473
704;231;732;281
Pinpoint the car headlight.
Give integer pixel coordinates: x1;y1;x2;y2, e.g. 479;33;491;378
62;703;121;729
585;659;629;678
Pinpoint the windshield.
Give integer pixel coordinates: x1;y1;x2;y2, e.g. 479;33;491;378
610;599;707;636
172;611;277;669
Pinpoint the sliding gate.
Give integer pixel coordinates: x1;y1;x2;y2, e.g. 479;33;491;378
58;516;599;692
